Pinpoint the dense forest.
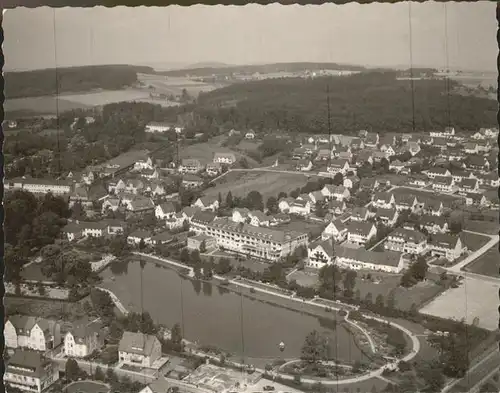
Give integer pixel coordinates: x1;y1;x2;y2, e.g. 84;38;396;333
5;65;154;98
195;71;497;134
159;62;368;78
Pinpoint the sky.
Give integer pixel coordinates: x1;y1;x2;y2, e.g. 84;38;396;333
3;2;497;72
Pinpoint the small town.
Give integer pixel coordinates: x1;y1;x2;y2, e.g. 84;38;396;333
3;3;499;393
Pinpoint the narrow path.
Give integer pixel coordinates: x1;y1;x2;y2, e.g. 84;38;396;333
344;311;377;354
95;287;129;316
446;234;498;274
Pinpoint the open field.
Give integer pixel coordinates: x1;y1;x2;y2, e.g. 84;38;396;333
461;231;491;252
419;276;499;331
137;73;223;97
65;380;110;393
464;219;499;235
5;95;92;114
463;246;499;277
204;171;310;200
353;272;444;311
180;139;258;167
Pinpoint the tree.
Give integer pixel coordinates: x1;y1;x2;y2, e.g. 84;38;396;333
277;191;287;200
214;257;232;275
190;249;201;265
199;240;207;254
375;294;385;309
180;248;190;263
94;366;105;381
343;270;357;297
170;323;183;351
301;330;328;364
218;192;223;206
106;367;118;384
364;292;373;304
138;238;146;250
266;196;279;214
410;257;428;282
65;358;80;381
245;190;264;211
387;290;396;309
333;172;344;186
225;191;234;208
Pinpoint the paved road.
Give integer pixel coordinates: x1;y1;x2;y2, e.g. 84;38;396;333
95;287;129;316
445;232;498;274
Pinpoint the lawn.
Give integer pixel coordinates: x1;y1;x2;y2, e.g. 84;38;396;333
463;246;499;277
353;271;444;311
460;231;491;251
464;219;499;235
180;140;258;167
419;276;499;331
65;380;109;393
205;170;310;200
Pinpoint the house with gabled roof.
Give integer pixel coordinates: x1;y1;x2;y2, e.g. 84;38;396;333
385;228;427;255
289;199;312;216
316;148;333;161
309;190;326;205
405;142;421;156
364;132;379;147
155;202;177;220
346;221;377;246
192;196;220;212
419;215;449;234
335;246;404;273
64;321;104;358
360;178;380;192
322;219;348;242
356;150;374;166
127;197;155;215
421;199;444;216
296;159;313;172
191;211;217;234
101;197;121;214
213;152;236;165
119;331;162;368
5;350;59;393
232;208;251;223
127;230;153;246
182;174;204;189
429;234;464;261
374;208;398;227
327;159;350;175
432;176;457;193
465;193;487;207
179;159;204;174
307;239;335;269
206;162;222;177
5;316;62;352
463;142;479;155
457;178;479;195
151;231;174;246
327;200;347;215
372;191;395;209
350;207;371;222
426;167;451;179
389;160;405;173
394;194;419;213
466;155;490;172
343;175;360;190
248;210;271;227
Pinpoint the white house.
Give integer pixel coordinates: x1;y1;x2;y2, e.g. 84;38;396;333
213;152;237;165
374;208;398;227
321;185;351;202
4;350;59;393
385;228;427;255
335;246;404;274
327;159;350;175
248;210;271;227
372;192;396;209
394;194;419;213
321;220;348;242
192;196;220;212
145;122;183;134
429;234;464;262
231;208;250;223
155;202;177;220
127;230;153;246
64;322;103;358
457;178;480;195
118;331;162;368
346;222;377;246
296;159;313;172
307;240;335;269
5;316;61;352
350;207;371;222
289;199;312;216
245;130;256;139
426;168;451;179
134;156;154;171
432;176;457;193
420;215;449;234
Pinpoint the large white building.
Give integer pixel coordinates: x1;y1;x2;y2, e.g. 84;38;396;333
145;122;183;134
384;228;428;255
63;322;103;359
5;316;61;352
4;350;59;393
118;331;162;368
335;246;404;273
5;177;72;196
204;218;308;261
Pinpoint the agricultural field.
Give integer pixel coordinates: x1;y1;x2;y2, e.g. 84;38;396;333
464;219;499;235
463;246;499;278
5;95;92;115
419;276;499;331
137;73;223;97
204;170;310;201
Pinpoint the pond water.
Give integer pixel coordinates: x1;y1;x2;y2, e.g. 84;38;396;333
100;260;366;364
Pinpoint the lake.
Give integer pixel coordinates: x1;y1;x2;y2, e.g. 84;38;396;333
100;260;366;365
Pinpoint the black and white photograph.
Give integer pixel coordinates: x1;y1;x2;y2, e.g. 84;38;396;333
1;3;498;393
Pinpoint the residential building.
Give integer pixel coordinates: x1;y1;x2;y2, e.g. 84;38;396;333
4;350;59;393
5;316;62;352
364;132;379;147
463;143;479;155
389;160;405;173
385;228;427;255
316;149;333;161
335;247;404;273
429;234;464;261
466;155;490;172
394;194;419;213
191;211;217;234
125;179;145;195
118;331;162;368
408;176;428;188
327;200;347;215
192;196;219;212
68;186;92;209
346;221;377;246
432;176;457;193
356;150;373;166
360;178;380;192
419;215;449;234
179;159;204;174
372;192;395;209
296;159;313;172
422;200;444;216
231;208;251;224
182;174;204;189
309;191;326;205
187;234;216;251
374;208;398;227
406;142;421;156
327;159;350;175
321;184;351;202
213;152;236;165
322;220;348;242
134;156;154;171
127;197;155;215
426;168;451;179
245;130;256;139
343;175;360;190
145;122;182;134
430;127;455;138
62;223;84;242
127;230;153;246
457;178;479;195
155;202;177;220
350;207;371;222
206;162;222;177
165;212;187;230
5;177;72;196
465;193;487;206
101;197;121;214
64;322;103;358
307;240;335;269
204;218;309;261
451;170;476;184
150;232;174;246
248;210;271;227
